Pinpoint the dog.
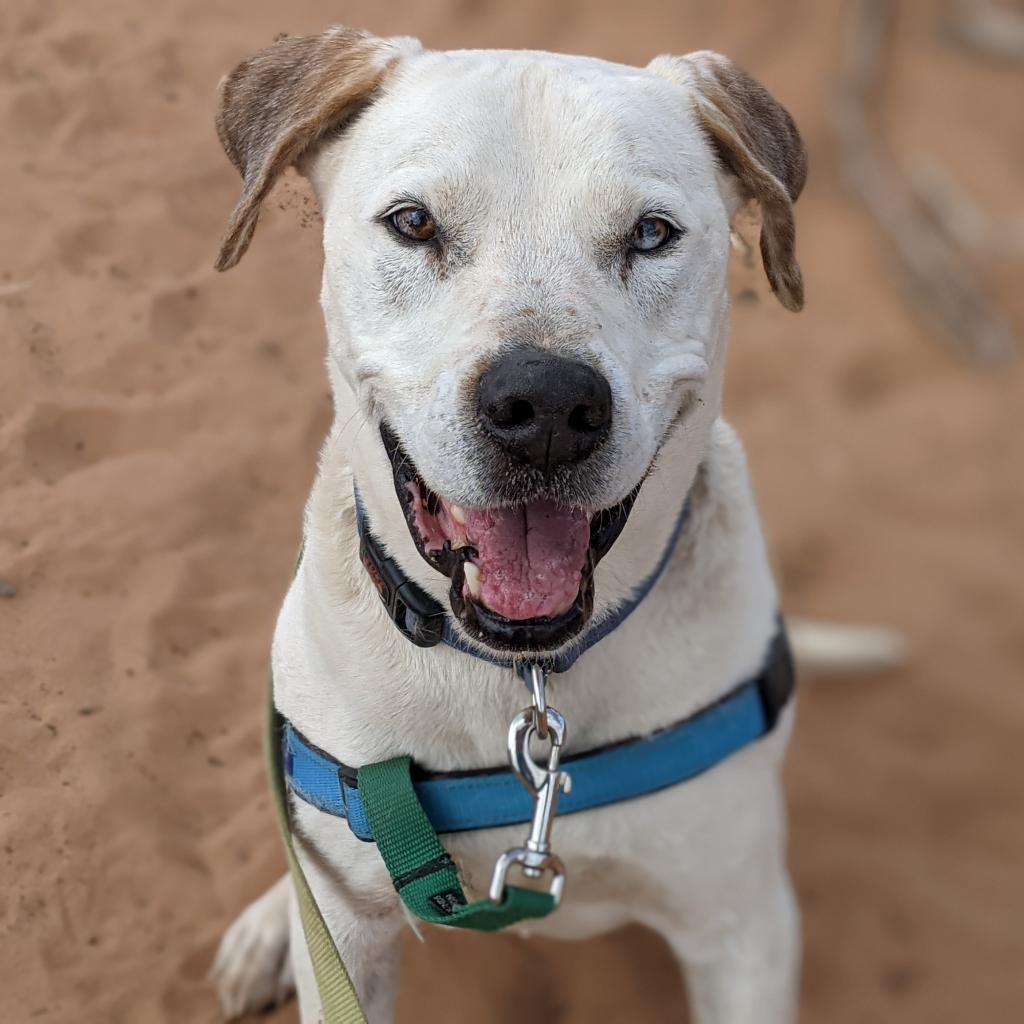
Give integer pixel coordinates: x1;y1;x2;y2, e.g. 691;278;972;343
210;28;831;1023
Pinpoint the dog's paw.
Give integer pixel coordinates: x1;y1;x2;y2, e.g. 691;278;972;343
212;874;295;1019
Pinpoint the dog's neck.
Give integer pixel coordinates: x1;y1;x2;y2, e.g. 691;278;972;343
273;417;778;773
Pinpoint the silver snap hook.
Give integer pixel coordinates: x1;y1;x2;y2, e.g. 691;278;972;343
490;693;572;906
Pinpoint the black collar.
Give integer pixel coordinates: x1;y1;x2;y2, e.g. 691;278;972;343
355;484;710;677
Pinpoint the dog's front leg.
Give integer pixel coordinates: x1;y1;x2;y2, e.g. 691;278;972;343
660;872;800;1024
287;881;405;1024
214;873;295;1018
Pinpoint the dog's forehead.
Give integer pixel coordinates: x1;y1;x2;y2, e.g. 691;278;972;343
350;49;709;188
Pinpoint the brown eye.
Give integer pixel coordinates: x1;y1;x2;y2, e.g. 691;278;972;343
631;216;675;252
390;206;437;242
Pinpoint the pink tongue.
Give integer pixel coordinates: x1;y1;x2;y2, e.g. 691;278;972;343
463;501;590;620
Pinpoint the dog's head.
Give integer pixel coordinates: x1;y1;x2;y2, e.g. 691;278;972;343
215;29;805;656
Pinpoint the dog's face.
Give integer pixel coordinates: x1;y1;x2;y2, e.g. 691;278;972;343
215;31;805;655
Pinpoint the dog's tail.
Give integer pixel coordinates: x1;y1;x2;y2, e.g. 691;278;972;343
788;618;907;676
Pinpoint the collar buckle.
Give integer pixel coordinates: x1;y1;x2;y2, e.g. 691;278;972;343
358;532;445;648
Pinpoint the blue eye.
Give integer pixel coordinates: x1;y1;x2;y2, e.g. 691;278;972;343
631;216;675;252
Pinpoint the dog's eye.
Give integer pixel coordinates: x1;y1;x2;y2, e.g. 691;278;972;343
630;216;675;253
390;206;437;242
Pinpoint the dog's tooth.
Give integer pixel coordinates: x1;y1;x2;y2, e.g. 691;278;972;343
464;562;482;598
449;505;467;525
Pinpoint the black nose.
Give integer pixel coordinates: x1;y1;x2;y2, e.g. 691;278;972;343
477;350;612;470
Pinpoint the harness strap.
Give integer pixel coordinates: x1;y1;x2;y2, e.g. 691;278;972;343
358;757;556;929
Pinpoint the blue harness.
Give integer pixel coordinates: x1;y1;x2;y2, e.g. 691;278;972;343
285;625;792;842
282;490;795;842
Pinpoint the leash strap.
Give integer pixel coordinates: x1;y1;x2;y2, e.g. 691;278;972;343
265;678;368;1024
358;757;556;930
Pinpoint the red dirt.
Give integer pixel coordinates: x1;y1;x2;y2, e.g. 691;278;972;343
2;1;1022;1021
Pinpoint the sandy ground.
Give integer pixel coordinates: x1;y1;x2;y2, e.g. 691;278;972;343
2;1;1023;1021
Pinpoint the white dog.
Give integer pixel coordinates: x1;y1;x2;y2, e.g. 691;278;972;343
211;28;825;1023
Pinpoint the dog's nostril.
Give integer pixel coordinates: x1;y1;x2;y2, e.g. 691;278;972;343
492;398;534;429
568;403;606;433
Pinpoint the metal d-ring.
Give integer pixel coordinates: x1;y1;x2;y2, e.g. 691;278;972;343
525;663;549;739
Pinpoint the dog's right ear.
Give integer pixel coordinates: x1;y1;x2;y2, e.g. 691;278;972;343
214;27;420;271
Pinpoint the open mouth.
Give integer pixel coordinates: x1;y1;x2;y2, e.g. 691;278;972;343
381;425;639;652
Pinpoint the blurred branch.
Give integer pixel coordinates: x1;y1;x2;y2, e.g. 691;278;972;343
909;158;1024;256
949;0;1024;63
833;0;1016;365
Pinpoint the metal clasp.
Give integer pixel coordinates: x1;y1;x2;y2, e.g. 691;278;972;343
489;666;572;906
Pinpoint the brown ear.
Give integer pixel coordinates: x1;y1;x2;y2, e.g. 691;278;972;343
648;51;807;311
214;27;419;271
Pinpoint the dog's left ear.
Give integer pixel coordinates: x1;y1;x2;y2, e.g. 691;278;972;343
214;27;421;271
648;51;807;311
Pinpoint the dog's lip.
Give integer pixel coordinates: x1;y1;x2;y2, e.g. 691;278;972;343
379;423;639;652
